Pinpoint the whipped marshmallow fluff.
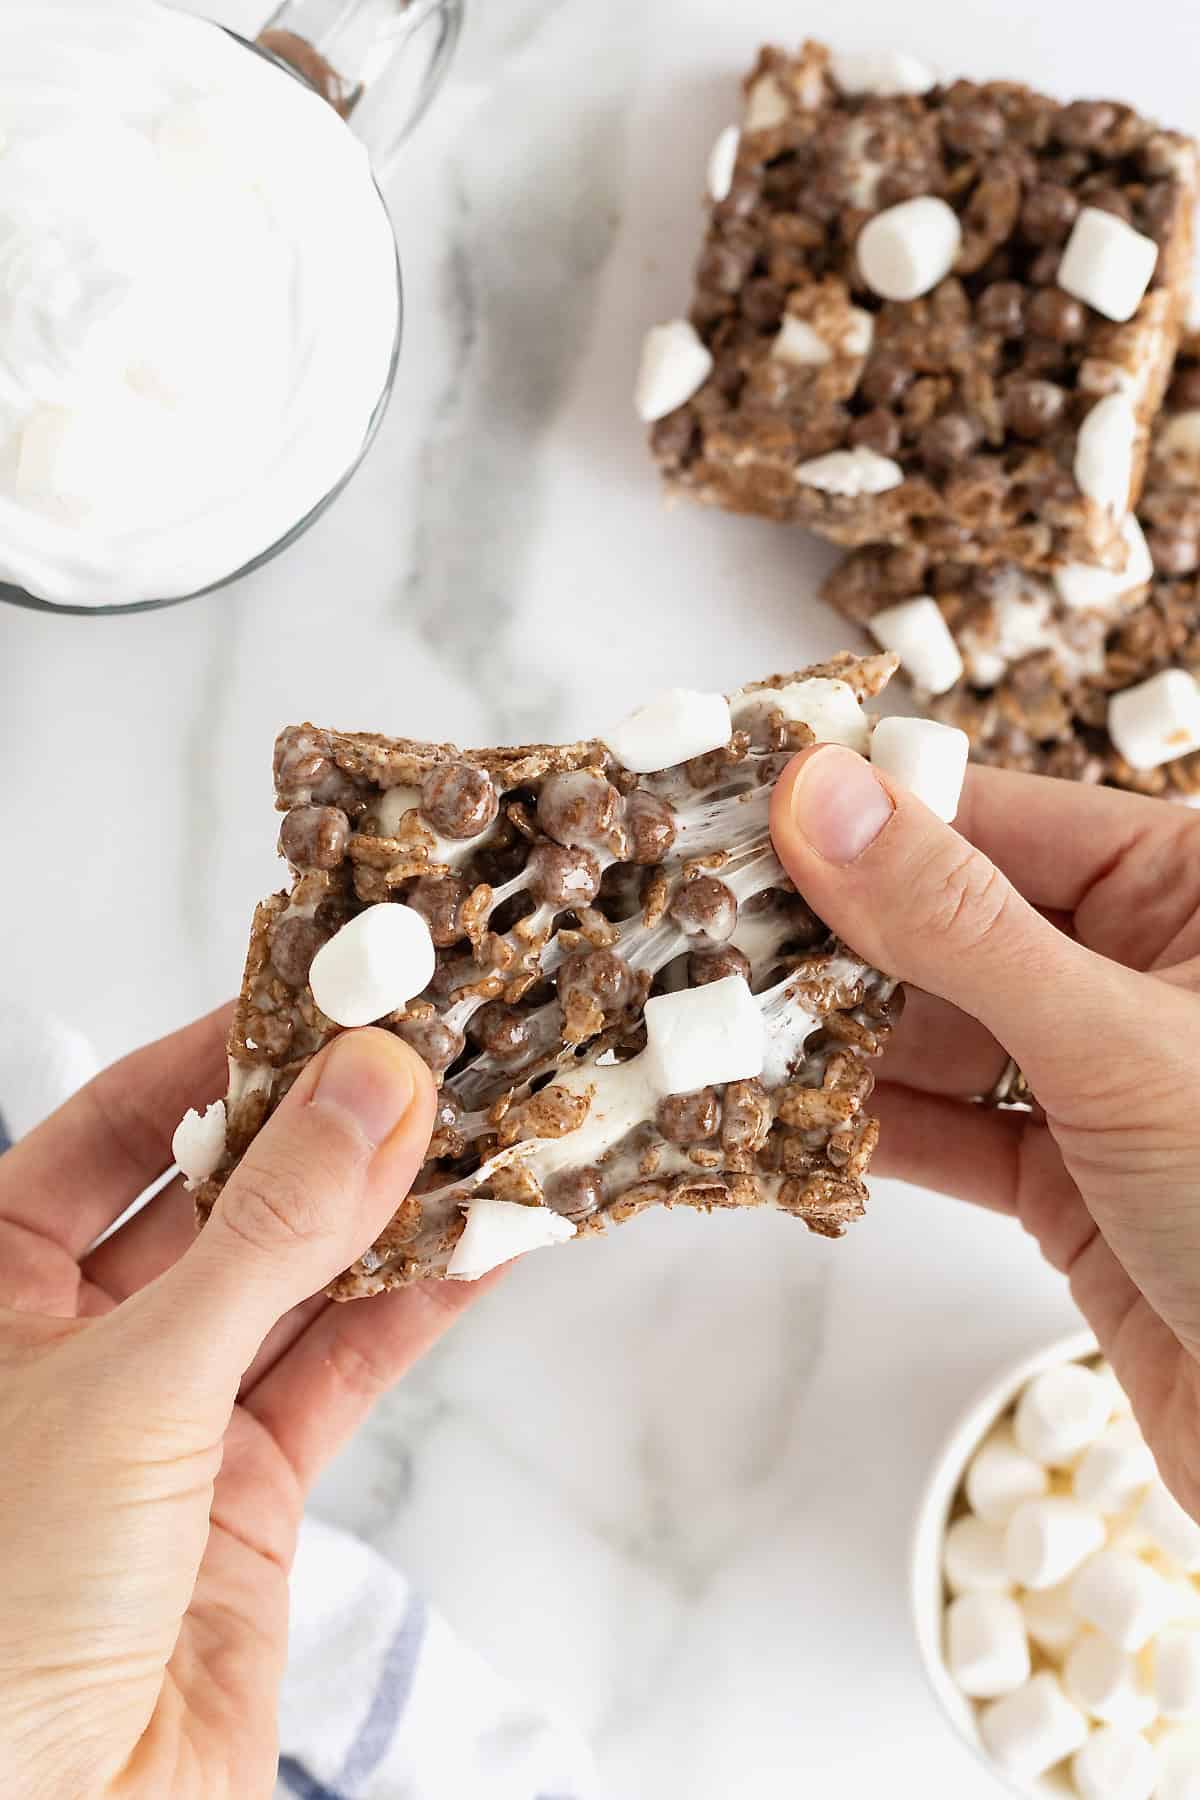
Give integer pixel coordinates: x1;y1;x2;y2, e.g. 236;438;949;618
0;0;400;607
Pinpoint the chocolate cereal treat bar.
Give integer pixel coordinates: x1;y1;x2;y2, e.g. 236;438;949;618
822;345;1200;795
176;656;926;1299
641;41;1197;571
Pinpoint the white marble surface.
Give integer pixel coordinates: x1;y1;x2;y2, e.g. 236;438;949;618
5;2;1196;1793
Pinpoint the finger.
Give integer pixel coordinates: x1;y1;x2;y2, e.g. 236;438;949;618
879;989;1005;1099
0;1004;231;1258
770;747;1171;1120
956;766;1200;972
243;1272;502;1488
107;1029;436;1423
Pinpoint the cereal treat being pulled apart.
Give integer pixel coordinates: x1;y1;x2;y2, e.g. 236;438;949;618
642;41;1197;571
822;342;1200;796
185;656;918;1299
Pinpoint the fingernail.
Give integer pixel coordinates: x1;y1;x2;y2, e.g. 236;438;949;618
311;1029;419;1149
790;745;894;865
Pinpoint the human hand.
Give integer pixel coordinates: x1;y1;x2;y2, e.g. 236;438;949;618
771;750;1200;1523
0;1016;492;1800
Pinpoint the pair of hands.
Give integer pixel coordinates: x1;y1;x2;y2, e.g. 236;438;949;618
2;752;1199;1798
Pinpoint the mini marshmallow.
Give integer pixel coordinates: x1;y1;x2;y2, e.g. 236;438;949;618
945;1592;1031;1698
1014;1362;1113;1467
1108;669;1200;772
761;676;870;753
1075;392;1138;515
172;1100;226;1189
857;196;962;302
978;1672;1089;1779
1057;206;1160;324
308;903;437;1028
1071;1728;1157;1800
1093;1362;1134;1419
634;320;713;422
1156;1726;1200;1800
1154;1628;1200;1719
1021;1580;1082;1661
942;1515;1011;1594
869;716;969;823
770;315;831;367
1005;1497;1107;1591
707;124;740;202
867;596;964;695
1054;516;1154;613
744;73;789;133
604;688;732;773
793;446;904;497
841;307;875;357
1074;1421;1157;1516
829;48;936;97
643;975;764;1096
1070;1552;1174;1653
446;1199;576;1282
1139;1481;1200;1573
1064;1633;1158;1732
966;1424;1051;1526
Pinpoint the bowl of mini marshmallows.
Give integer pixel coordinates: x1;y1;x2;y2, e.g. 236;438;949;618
912;1331;1200;1800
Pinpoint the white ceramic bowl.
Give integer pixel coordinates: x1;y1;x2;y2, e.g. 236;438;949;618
910;1327;1100;1799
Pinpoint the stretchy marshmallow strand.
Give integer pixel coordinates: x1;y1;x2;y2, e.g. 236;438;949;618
1005;1497;1107;1590
634;320;713;422
1074;1421;1157;1515
867;596;964;695
1070;1551;1174;1653
829;48;936;96
308;903;437;1028
604;689;732;773
1075;393;1138;516
945;1592;1031;1698
792;446;904;496
446;1199;576;1282
869;717;969;823
1140;1481;1200;1572
966;1424;1051;1525
1057;207;1160;324
1014;1362;1113;1467
172;1100;226;1188
706;125;739;202
1108;669;1200;772
942;1515;1011;1594
1154;1628;1200;1719
1054;516;1155;614
856;196;962;302
1064;1632;1158;1732
1071;1727;1158;1800
643;976;765;1096
979;1672;1089;1779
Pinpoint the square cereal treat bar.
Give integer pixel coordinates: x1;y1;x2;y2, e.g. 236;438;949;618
821;343;1200;795
642;41;1197;571
178;656;921;1298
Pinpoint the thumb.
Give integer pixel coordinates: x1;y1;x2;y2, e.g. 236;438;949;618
769;745;1138;1108
116;1028;436;1409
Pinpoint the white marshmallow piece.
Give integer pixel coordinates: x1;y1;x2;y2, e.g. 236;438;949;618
841;306;875;357
1071;1552;1174;1653
1074;1421;1157;1515
1108;669;1200;772
829;48;936;97
946;1592;1031;1698
171;1100;226;1189
634;320;713;423
1005;1497;1107;1591
1058;207;1160;324
1014;1362;1113;1468
446;1199;576;1282
308;903;436;1028
1156;1725;1200;1800
770;315;831;367
744;73;789;134
979;1673;1089;1779
857;196;962;302
604;688;732;774
1064;1633;1158;1732
1139;1481;1200;1573
793;446;904;497
869;716;969;823
707;124;740;202
1093;1362;1134;1419
1021;1581;1082;1662
643;976;764;1097
966;1424;1050;1526
1054;516;1155;613
868;596;964;696
1155;1628;1200;1719
1075;392;1138;516
760;676;870;753
942;1515;1011;1594
1072;1728;1157;1800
